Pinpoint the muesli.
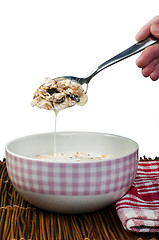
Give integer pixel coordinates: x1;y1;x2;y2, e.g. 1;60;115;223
31;77;88;112
34;152;115;162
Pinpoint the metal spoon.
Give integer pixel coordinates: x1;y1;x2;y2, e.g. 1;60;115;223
54;35;158;85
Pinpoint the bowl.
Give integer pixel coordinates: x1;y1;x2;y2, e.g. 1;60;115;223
5;132;138;214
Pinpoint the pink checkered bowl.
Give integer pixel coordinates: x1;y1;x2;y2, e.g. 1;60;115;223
5;132;138;214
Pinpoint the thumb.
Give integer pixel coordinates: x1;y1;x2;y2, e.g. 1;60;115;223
151;23;159;39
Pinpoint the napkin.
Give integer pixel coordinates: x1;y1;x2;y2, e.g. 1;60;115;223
116;159;159;232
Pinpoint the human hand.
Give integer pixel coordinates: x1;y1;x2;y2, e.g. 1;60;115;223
136;16;159;81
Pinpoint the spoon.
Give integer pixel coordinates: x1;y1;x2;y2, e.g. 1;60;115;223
53;35;158;86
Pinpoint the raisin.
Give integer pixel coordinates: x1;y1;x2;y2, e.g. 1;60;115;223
70;94;80;102
54;97;65;104
51;101;54;108
47;88;57;95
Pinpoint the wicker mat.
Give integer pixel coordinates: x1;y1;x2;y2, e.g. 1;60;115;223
1;158;159;240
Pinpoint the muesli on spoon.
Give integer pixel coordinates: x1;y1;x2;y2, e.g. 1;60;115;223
31;77;88;112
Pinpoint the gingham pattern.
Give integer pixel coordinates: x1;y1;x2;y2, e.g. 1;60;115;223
6;151;138;196
116;160;159;232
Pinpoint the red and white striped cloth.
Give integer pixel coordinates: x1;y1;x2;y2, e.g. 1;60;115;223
116;159;159;232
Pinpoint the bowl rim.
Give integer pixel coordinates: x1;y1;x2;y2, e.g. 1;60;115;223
5;131;139;163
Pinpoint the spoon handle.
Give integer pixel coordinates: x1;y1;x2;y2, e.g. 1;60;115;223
87;36;158;81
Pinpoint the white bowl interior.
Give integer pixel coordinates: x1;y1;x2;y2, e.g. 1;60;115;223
6;132;138;160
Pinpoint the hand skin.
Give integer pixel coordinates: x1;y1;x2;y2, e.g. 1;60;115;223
135;16;159;81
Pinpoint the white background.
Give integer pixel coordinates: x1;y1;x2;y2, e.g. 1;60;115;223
0;0;159;159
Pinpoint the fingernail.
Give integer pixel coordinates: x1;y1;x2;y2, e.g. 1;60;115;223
135;32;140;41
151;24;159;36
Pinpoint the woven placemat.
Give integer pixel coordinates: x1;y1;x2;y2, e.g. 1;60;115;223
1;157;159;240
